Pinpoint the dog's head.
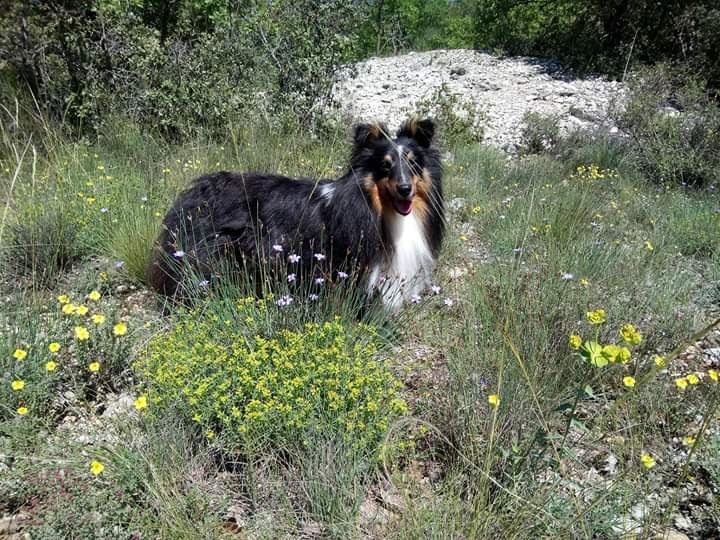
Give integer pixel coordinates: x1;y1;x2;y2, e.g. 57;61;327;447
351;118;436;217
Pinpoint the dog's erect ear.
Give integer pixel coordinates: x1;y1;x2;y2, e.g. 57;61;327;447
353;122;387;151
397;118;435;148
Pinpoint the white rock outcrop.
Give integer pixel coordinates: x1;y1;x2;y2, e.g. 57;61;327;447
331;49;624;151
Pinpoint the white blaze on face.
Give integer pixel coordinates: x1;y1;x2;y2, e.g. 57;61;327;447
367;210;433;312
396;145;408;184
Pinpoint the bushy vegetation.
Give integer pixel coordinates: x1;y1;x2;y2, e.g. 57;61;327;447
474;0;720;91
0;0;365;137
138;303;407;455
612;64;720;188
519;112;561;155
413;83;484;145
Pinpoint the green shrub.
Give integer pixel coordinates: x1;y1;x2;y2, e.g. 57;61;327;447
136;301;408;455
473;1;720;92
0;1;367;138
519;112;561;155
413;83;484;145
613;65;720;188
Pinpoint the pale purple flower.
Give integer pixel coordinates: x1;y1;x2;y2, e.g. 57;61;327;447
313;253;326;261
314;277;325;286
561;272;574;281
308;293;320;302
443;297;454;307
173;250;186;258
140;196;148;202
287;273;296;283
410;294;422;304
276;294;293;307
114;261;125;269
337;271;349;279
272;244;283;253
288;253;301;263
430;285;441;295
197;280;210;288
100;207;109;214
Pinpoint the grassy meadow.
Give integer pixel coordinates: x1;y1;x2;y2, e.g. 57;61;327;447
1;112;719;538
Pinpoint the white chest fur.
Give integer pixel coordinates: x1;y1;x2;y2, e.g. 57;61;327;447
367;211;434;311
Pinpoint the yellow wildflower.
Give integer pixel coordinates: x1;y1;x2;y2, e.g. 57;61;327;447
45;360;58;371
75;304;89;316
13;348;28;361
708;369;718;382
602;344;622;363
687;373;700;385
617;347;631;364
88;361;101;373
653;355;667;368
644;241;654;252
586;309;607;325
640;453;656;469
88;290;101;301
675;377;688;390
89;460;105;476
62;303;76;315
133;395;148;410
682;436;696;447
11;380;25;391
57;294;70;304
488;394;500;408
74;326;90;341
48;342;61;353
568;334;582;350
623;376;636;388
579;278;590;287
113;322;128;336
91;314;106;325
17;406;29;416
620;323;642;345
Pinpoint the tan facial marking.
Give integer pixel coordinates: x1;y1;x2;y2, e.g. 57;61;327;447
363;174;383;213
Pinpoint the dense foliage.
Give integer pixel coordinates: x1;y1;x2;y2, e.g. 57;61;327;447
1;0;718;141
137;300;408;454
0;0;365;137
474;0;720;91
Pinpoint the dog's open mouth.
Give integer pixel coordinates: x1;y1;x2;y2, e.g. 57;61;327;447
393;199;413;216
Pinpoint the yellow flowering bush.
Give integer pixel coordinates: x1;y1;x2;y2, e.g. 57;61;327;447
1;286;137;421
136;305;407;454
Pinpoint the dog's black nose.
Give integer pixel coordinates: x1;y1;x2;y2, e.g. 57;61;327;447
397;184;412;198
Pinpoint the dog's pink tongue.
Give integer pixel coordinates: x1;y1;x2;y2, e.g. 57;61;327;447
395;200;413;215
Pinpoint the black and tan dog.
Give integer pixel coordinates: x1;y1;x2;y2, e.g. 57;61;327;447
147;118;444;310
